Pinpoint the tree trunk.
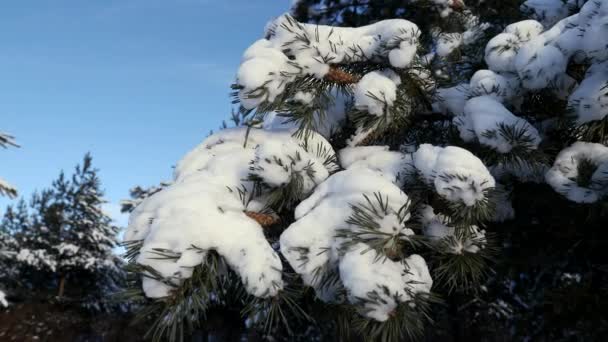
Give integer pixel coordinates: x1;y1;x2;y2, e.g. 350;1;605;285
58;275;66;298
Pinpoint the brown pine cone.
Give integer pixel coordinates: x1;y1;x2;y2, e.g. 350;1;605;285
245;211;279;227
324;66;361;85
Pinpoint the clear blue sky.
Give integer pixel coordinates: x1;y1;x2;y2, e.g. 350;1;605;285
0;0;290;225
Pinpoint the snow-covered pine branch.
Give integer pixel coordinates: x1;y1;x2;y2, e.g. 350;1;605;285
0;132;18;198
122;0;608;340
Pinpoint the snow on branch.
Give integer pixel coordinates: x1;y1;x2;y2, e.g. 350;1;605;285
124;127;338;299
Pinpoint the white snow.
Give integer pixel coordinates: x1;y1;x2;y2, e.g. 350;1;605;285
514;37;567;90
413;144;496;206
433;84;470;116
0;290;7;308
469;70;519;103
339;245;432;321
484;33;522;72
354;70;401;117
16;249;57;272
522;0;586;26
545;142;608;203
125;127;337;299
457;96;541;153
568;63;608;125
237;14;421;109
339;146;414;186
280;152;433;321
293;91;315;105
280;167;409;289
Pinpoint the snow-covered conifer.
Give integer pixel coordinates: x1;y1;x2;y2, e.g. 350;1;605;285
122;0;608;340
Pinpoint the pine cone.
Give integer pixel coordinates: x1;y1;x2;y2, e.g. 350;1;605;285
245;211;279;227
451;0;465;11
324;66;361;85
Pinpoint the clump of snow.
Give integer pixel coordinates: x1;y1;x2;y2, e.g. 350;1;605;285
339;244;432;321
237;39;299;109
545;142;608;203
484;33;522;72
483;0;608;94
125;127;337;299
293;91;315;105
354;70;401;116
457;96;541;153
469;70;519;103
504;20;545;42
280;157;432;321
280;168;409;287
339;146;413;186
568;63;608;125
236;15;421;109
413;144;496;206
521;0;579;26
514;37;567;90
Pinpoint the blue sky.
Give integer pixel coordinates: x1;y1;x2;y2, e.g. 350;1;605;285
0;0;290;225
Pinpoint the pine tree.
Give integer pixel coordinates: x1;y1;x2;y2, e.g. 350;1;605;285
121;1;608;341
58;153;123;310
2;154;123;311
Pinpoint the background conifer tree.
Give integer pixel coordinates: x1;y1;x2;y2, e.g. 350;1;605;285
1;153;123;311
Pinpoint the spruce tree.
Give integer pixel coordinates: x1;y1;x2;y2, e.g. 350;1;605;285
122;1;608;341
